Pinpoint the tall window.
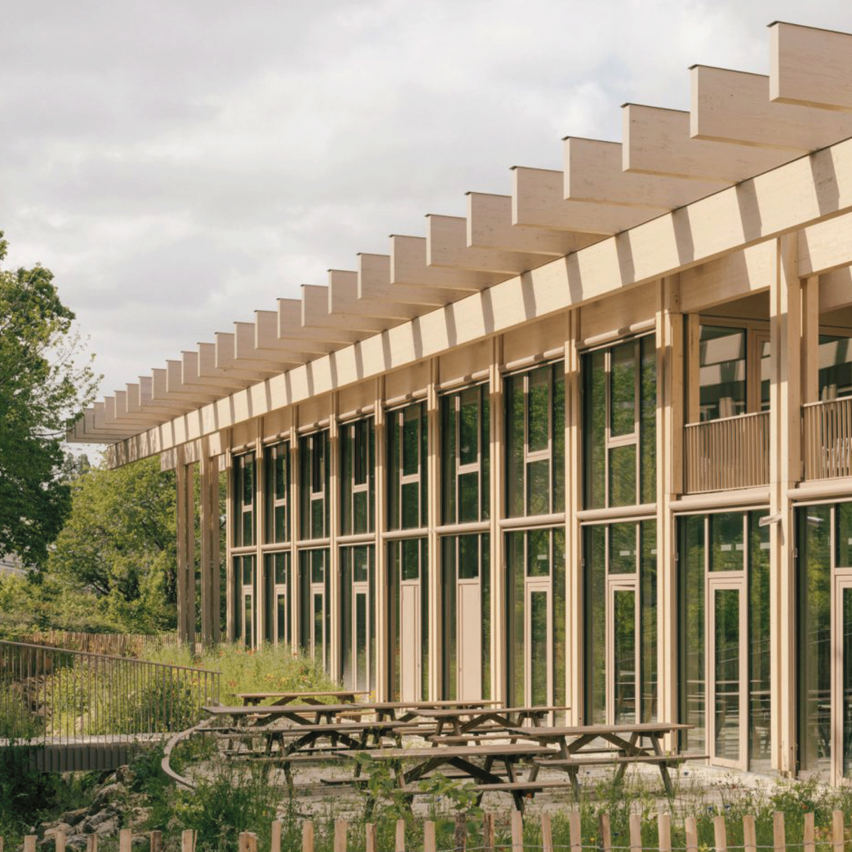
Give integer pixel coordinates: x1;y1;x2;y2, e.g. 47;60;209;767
341;418;375;535
505;362;565;518
818;334;852;399
233;452;256;547
299;548;330;669
583;336;656;509
299;431;330;539
264;551;291;645
583;520;657;726
233;554;256;647
441;385;490;524
387;402;427;530
340;545;375;694
264;442;289;544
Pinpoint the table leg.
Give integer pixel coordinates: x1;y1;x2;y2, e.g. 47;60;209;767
650;733;674;797
613;732;640;784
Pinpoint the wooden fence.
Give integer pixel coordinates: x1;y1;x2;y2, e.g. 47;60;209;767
803;397;852;481
15;631;179;658
9;810;851;852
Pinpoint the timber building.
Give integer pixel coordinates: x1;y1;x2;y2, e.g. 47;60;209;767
70;22;852;782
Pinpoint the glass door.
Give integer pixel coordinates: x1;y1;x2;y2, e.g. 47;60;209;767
608;581;638;724
832;575;852;784
708;579;747;769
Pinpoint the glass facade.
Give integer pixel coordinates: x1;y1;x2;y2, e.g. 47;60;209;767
388;403;428;531
233;452;255;547
341;418;375;535
340;545;375;694
264;442;289;544
299;431;330;539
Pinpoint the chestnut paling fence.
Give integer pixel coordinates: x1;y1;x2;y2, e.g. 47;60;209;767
9;810;852;852
0;639;219;771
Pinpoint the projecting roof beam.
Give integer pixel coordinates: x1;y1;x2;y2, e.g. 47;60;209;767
197;342;278;384
623;104;790;182
426;214;544;275
302;284;390;334
770;22;852;112
112;389;170;426
512;167;652;234
94;401;144;434
152;367;219;405
691;65;852;152
466;192;593;256
137;375;197;414
277;298;364;346
234;321;308;367
563;138;724;208
214;332;284;376
358;254;471;306
176;353;249;393
103;395;156;428
328;269;418;320
391;235;500;290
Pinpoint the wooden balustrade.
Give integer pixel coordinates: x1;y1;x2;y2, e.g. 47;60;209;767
684;411;769;494
803;397;852;481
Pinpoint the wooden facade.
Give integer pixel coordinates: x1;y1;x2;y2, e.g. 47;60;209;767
69;22;852;782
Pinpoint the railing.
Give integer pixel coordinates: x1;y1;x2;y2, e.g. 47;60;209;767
15;630;179;657
684;411;770;493
803;396;852;480
0;640;219;771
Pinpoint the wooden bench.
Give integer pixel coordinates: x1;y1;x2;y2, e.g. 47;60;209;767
535;753;708;768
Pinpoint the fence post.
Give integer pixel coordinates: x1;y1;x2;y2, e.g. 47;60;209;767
772;812;785;852
713;815;727;852
568;811;581;852
742;815;756;852
150;831;162;852
86;835;98;852
832;811;844;852
24;838;36;852
334;821;348;852
658;813;671;852
366;824;377;852
803;813;815;852
483;813;495;852
424;821;436;852
54;831;66;852
541;813;553;852
395;819;406;852
238;833;258;852
599;813;612;852
182;830;196;852
270;821;282;852
629;814;642;852
511;811;524;852
303;821;315;852
119;829;132;852
454;815;467;852
684;817;698;852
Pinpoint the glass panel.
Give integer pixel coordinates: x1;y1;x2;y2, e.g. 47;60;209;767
552;365;565;514
274;505;286;542
797;506;831;773
356;592;368;693
506;374;525;517
640;521;658;723
275;449;286;499
313;593;324;657
242;557;253;585
481;394;490;521
311;550;325;583
388;543;400;700
441;396;456;524
611;342;636;437
714;588;741;761
838;502;852;568
402;537;420;581
527;459;550;516
277;595;287;642
610;523;637;574
458;534;479;580
275;552;287;585
459;472;479;523
402;406;420;476
583;350;607;510
388;415;400;530
553;529;565;724
421;539;429;700
749;512;771;770
640;336;657;505
760;339;771;412
710;512;744;571
354;491;368;534
584;525;606;725
459;388;479;466
613;589;637;724
353;546;369;583
818;334;852;400
481;537;491;701
699;326;746;421
442;537;457;701
679;514;705;753
530;590;549;706
402;482;420;529
242;454;255;505
609;444;637;507
507;532;525;707
341;549;352;688
527;528;550;578
528;367;550;453
243;594;253;648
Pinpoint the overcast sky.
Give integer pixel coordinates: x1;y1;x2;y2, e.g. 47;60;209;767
2;0;850;422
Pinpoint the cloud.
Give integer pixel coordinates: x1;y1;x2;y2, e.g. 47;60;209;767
0;0;849;410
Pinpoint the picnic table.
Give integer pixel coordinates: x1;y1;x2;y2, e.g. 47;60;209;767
505;722;703;798
415;705;571;737
237;690;369;707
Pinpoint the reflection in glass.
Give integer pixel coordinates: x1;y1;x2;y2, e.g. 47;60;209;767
530;590;549;706
714;588;741;761
640;521;657;722
584;525;606;725
748;512;771;771
609;444;637;507
844;588;852;778
610;342;636;437
710;512;744;571
679;515;705;752
699;326;746;421
614;589;636;724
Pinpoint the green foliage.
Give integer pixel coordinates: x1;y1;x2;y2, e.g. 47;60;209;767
418;773;482;819
0;231;99;567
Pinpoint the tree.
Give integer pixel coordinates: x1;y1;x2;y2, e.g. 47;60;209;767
0;231;99;566
46;457;178;633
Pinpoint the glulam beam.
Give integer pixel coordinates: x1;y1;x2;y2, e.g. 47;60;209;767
233;321;307;366
466;192;593;255
213;333;283;376
302;284;390;333
512;166;651;233
328;269;418;320
391;235;499;289
277;298;364;346
770;22;852;111
623;104;789;182
426;214;543;274
691;65;852;151
178;352;249;393
358;253;470;306
564;138;723;208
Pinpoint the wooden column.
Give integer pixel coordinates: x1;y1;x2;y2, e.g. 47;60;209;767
489;336;505;703
175;446;196;645
224;439;235;643
564;312;583;724
427;358;440;701
801;275;820;404
254;422;264;648
329;394;340;679
374;377;388;700
290;411;301;655
199;438;221;645
769;234;802;775
656;276;684;741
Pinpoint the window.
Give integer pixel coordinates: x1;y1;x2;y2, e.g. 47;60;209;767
299;548;330;670
299;431;330;539
264;551;291;645
505;363;565;518
233;554;256;647
341;418;375;535
340;545;375;693
818;334;852;400
441;385;489;524
583;337;656;509
232;452;255;547
387;402;427;530
264;442;289;544
699;326;747;421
